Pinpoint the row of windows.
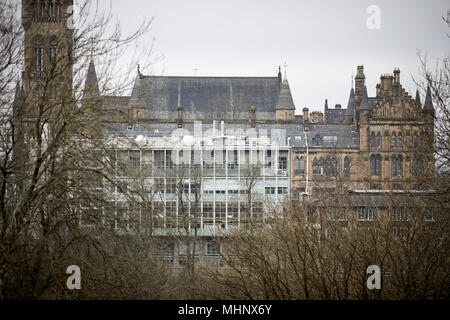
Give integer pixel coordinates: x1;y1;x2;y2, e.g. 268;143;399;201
370;155;424;177
34;45;58;72
105;149;289;174
307;157;350;177
324;207;433;222
370;131;426;149
31;0;63;19
264;187;288;194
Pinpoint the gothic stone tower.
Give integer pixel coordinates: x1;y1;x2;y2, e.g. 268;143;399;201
20;0;73;118
12;1;73;170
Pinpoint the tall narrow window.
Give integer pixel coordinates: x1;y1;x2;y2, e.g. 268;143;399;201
371;154;381;176
413;133;418;148
325;157;337;176
370;132;375;148
313;158;320;175
56;1;61;19
344;157;350;177
392;155;403;177
391;133;396;148
48;0;53;17
32;1;38;17
398;133;403;148
376;132;381;148
35;47;44;72
41;1;46;18
294;157;305;175
50;44;57;62
413;157;423;176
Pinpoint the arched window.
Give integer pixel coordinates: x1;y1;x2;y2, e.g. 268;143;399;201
370;132;375;148
344;157;350;177
325;157;337;176
371;154;381;176
313;158;323;175
32;1;38;17
295;157;305;175
49;36;58;62
391;132;396;148
392;155;403;176
40;0;46;18
376;132;381;148
413;157;423;176
56;1;61;19
398;133;403;148
34;39;44;72
48;0;53;17
313;158;319;175
413;132;418;148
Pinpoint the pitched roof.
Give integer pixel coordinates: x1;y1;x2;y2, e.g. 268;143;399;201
326;109;346;124
360;86;370;110
84;60;100;98
276;79;295;110
129;75;281;120
415;89;421;106
423;86;434;112
344;88;355;116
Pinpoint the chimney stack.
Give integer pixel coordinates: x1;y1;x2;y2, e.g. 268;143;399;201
303;107;309;130
311;111;323;123
393;68;400;84
355;65;366;106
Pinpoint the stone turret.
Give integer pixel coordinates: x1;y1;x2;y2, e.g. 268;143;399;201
276;79;296;121
83;59;100;99
360;86;370;124
344;87;355;124
423;85;435;117
415;89;421;107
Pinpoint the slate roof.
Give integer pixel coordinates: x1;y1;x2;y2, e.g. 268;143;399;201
344;88;355;117
128;75;282;120
84;60;100;98
325;109;346;124
360;86;370;110
276;79;295;110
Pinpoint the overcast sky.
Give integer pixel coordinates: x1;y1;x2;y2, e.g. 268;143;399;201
102;0;449;113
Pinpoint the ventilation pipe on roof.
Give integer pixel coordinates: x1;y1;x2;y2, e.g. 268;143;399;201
304;129;309;196
250;106;256;128
177;105;183;128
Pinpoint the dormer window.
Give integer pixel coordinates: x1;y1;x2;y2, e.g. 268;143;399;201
312;133;322;146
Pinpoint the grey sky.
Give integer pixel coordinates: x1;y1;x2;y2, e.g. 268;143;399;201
104;0;449;113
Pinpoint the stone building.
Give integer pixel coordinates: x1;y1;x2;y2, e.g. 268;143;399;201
13;1;436;266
